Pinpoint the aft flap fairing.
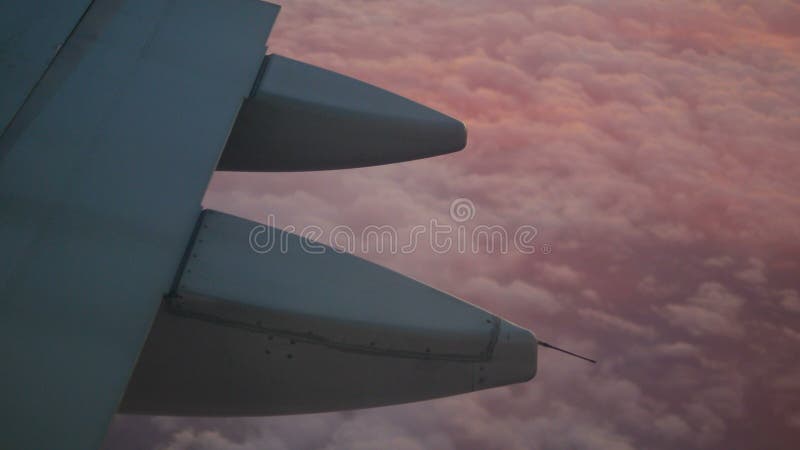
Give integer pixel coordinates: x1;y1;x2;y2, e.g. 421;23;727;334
121;210;537;416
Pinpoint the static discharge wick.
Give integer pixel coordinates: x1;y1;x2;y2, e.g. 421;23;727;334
538;340;597;364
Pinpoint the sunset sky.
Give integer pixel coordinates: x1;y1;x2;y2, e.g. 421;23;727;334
106;0;800;448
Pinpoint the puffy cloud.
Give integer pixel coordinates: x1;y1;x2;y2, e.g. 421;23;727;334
535;262;583;286
637;275;678;299
577;307;657;339
736;257;768;284
704;256;734;268
778;289;800;313
462;276;563;315
772;367;800;390
789;414;800;429
653;341;702;359
662;282;746;338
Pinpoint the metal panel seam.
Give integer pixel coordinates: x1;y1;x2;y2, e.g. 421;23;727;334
0;0;96;142
163;294;493;363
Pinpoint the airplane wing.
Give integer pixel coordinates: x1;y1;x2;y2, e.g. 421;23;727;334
0;0;93;133
1;1;541;448
0;1;279;448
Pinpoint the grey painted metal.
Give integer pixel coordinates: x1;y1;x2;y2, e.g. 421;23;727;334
217;54;467;171
0;0;92;134
121;210;537;415
0;1;279;448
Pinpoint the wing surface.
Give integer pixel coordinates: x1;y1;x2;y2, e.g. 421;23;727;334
0;0;93;133
0;1;278;448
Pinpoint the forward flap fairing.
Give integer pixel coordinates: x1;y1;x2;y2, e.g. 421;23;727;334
217;55;467;172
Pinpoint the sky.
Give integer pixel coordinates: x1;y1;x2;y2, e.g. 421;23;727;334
104;0;800;448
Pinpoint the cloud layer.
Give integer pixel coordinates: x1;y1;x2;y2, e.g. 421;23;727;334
105;0;800;448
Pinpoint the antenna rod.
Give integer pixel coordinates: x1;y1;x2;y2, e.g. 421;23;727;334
538;340;596;364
